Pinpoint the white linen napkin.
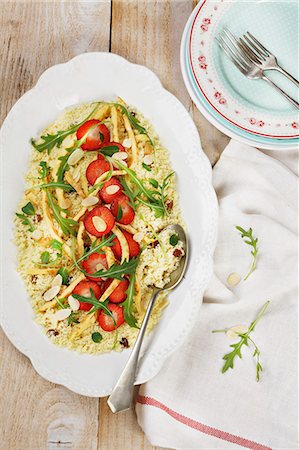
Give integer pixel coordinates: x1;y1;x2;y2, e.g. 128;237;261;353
136;140;298;450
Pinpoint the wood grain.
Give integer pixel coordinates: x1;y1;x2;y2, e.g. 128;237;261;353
0;1;228;449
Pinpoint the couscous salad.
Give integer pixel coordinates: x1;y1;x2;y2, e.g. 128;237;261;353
15;98;184;353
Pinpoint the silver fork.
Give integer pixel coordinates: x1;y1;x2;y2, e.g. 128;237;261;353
239;31;299;88
216;30;299;110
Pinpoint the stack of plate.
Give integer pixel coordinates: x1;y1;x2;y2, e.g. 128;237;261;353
180;0;299;150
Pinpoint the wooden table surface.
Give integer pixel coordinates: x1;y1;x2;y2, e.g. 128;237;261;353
0;1;228;449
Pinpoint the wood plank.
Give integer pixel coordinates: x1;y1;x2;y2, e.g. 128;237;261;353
111;0;227;166
0;1;111;450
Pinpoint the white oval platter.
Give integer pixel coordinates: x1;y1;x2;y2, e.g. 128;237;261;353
0;52;218;397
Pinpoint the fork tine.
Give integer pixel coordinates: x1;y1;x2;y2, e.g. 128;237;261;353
245;32;269;57
216;36;247;75
239;37;262;64
217;35;247;70
222;29;251;68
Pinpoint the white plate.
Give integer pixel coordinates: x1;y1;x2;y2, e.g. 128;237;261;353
181;0;299;150
0;53;218;397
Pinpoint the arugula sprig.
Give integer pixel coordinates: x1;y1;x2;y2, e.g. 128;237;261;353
71;234;115;270
46;189;78;236
82;258;139;280
213;301;270;381
31;102;100;153
112;159;174;218
236;226;259;280
32;181;74;192
122;273;138;328
72;289;116;323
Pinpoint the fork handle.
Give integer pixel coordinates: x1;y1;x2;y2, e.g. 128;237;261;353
262;75;299;110
275;66;299;88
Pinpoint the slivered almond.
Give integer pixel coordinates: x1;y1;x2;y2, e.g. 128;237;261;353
72;166;81;182
227;272;241;286
60;197;72;209
92;216;106;233
144;142;154;155
54;308;71;321
81;196;99;207
143;154;153;165
31;229;43;240
122;138;132;148
43;285;60;302
68;148;85;166
226;325;249;340
68;295;80;311
133;232;144;243
63;134;75;148
51;274;62;288
113;151;128;161
106;185;120;195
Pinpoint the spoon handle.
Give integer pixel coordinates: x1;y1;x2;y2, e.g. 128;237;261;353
107;289;160;413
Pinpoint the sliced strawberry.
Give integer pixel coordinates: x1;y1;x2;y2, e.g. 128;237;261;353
109;278;129;303
111;194;135;225
86;158;110;186
109;142;126;152
84;206;115;237
76;120;110;150
99;177;123;204
82;252;108;282
72;280;102;311
97;303;125;331
112;230;140;260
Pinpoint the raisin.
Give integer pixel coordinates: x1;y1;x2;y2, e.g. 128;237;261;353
120;337;129;348
173;249;182;257
31;275;38;284
152;240;159;248
165;200;173;210
47;329;59;336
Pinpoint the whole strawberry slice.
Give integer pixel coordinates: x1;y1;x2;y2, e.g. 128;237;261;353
76;120;110;151
111;194;135;225
86;158;110;186
82;252;108;282
97;303;124;331
72;280;102;311
112;230;140;260
99;177;123;204
84;206;115;237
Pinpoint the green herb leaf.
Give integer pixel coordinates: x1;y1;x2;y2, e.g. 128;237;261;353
72;289;116;325
84;258;139;280
149;178;158;188
92;332;103;343
58;267;69;285
50;239;63;254
213;301;270;381
116;205;123;221
111;103;148;136
236;226;259;280
142;162;152;172
41;251;50;264
67;312;79;326
39;161;50;179
22;202;35;216
100;145;120;157
46;189;79;236
119;178;137;211
122;273;138;328
31;102;100;153
71;234;115;270
34;181;74;192
15;213;35;232
169;234;178;246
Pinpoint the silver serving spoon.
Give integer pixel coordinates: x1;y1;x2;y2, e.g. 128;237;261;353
107;224;188;413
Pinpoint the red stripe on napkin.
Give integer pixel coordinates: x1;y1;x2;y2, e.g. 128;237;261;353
136;395;272;450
